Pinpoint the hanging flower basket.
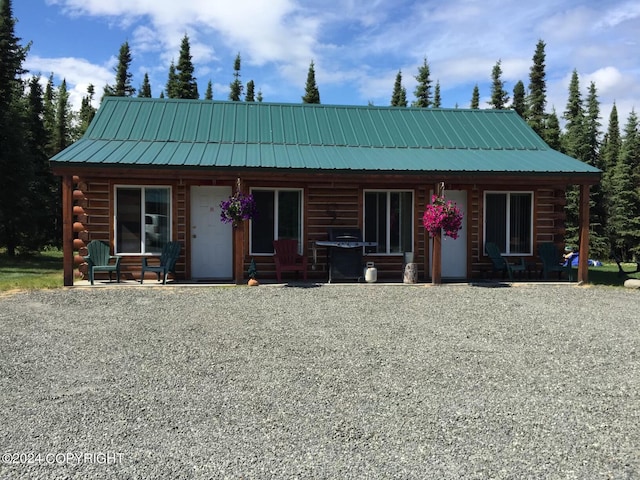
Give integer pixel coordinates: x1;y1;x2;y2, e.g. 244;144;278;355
219;191;257;227
423;194;463;239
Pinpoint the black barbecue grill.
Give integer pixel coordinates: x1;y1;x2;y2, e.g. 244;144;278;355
314;228;376;283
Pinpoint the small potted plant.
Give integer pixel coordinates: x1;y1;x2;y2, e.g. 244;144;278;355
247;258;259;286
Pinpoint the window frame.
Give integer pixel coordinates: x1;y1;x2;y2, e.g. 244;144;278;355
249;188;304;256
363;189;414;256
113;185;172;255
483;190;534;256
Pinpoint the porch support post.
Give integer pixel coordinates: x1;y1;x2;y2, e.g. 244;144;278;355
577;183;590;284
431;182;443;285
234;226;244;284
61;175;74;286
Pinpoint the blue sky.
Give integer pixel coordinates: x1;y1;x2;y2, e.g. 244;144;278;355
13;0;640;129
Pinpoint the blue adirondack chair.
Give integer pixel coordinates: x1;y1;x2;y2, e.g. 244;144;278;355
485;241;527;280
141;241;181;284
83;240;121;285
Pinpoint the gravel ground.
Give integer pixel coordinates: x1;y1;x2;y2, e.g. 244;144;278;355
0;283;639;479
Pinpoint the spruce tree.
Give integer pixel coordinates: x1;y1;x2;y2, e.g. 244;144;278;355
204;80;213;100
76;84;96;138
512;80;526;117
433;81;441;108
166;61;178;98
138;73;152;98
103;41;135;97
470;84;480;109
43;74;57;157
543;108;562;150
229;53;243;101
301;61;320;104
54;79;71;154
391;70;407;107
489;60;509;109
526;39;547;136
245;80;255;102
412;57;431;107
175;34;198;99
0;0;29;255
25;76;59;249
608;110;640;260
601;104;621;253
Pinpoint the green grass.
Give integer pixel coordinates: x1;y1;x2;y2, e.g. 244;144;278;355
0;248;64;292
581;262;640;287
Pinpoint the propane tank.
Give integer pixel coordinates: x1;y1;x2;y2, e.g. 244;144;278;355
364;262;377;283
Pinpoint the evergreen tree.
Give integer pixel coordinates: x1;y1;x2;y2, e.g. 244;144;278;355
601;103;621;172
489;60;509;109
543;108;562;150
583;81;607;257
257;89;263;102
412;57;431;107
390;70;407;107
301;61;320;104
53;79;71;154
526;39;547;137
175;34;198;99
25;76;59;249
43;74;57;157
601;104;622;253
229;53;243;101
204;80;213;100
245;79;255;102
165;61;178;98
470;84;480;109
433;80;441;108
0;0;29;255
76;84;96;138
512;80;526;117
138;73;152;98
608;110;640;260
103;41;135;97
562;69;589;160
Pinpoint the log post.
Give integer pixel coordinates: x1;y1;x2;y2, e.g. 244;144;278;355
62;175;74;286
577;184;590;284
432;229;442;285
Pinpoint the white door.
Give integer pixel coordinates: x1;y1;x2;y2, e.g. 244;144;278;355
190;186;233;279
429;190;468;279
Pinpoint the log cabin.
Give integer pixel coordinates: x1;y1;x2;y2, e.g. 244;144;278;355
50;97;601;285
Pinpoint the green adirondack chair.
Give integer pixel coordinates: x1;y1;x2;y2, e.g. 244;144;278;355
141;241;181;284
83;240;121;285
538;242;573;281
485;241;526;280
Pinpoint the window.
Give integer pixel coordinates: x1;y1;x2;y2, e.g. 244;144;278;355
364;191;413;254
115;187;170;254
250;189;302;254
484;192;532;255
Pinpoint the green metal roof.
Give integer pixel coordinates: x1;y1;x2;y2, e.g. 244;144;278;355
51;96;600;176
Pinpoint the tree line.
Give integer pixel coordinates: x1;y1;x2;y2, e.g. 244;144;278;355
0;0;638;260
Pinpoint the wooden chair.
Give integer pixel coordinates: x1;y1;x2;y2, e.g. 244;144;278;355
141;241;181;284
485;242;526;280
538;242;573;281
273;239;308;282
83;240;121;285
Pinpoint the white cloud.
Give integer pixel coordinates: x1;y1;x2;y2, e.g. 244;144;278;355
25;55;113;109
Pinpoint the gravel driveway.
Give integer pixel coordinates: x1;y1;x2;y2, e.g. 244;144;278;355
1;283;639;479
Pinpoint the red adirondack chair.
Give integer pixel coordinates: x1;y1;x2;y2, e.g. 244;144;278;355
273;239;308;282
